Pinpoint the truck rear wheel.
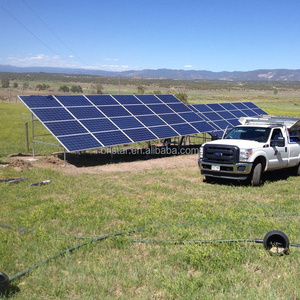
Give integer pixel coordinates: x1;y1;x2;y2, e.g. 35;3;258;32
251;162;262;186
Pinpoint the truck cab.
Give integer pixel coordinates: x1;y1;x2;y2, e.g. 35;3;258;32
199;116;300;186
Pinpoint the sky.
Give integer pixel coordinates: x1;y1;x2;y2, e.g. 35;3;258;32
0;0;300;72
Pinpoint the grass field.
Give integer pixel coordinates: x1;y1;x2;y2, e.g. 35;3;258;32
0;87;300;299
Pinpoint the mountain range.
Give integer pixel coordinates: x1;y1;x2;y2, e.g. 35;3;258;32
1;64;300;81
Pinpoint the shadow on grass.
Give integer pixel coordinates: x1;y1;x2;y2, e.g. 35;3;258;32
0;284;20;298
204;168;298;187
55;145;200;168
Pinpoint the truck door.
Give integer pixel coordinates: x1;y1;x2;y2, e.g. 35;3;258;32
268;128;288;169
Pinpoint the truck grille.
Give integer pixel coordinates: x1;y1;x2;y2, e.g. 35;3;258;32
203;145;239;164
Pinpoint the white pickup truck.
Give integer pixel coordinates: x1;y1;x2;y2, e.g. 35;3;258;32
198;116;300;186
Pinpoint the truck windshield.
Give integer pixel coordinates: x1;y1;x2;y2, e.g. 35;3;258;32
224;127;271;142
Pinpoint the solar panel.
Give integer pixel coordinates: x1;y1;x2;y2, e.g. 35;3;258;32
19;94;212;152
190;101;268;137
19;95;268;152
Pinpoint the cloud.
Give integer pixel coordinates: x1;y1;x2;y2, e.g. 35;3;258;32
6;54;80;68
184;64;193;68
5;54;134;71
105;58;120;62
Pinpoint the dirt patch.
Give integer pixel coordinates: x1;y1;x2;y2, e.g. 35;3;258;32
8;159;33;171
8;153;199;175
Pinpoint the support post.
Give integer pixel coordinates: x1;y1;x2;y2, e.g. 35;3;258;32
25;122;29;153
31;113;35;158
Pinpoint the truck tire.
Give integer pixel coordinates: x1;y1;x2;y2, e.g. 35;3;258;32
293;163;300;176
251;162;262;186
204;176;214;183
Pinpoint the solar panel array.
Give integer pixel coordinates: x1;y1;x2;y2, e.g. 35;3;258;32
189;102;268;137
19;94;268;152
19;94;210;152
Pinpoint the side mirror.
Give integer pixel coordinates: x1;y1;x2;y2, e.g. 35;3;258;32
271;136;285;147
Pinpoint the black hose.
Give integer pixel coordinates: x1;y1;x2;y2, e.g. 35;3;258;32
9;227;144;282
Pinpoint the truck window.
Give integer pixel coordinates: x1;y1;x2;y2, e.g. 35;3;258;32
224;126;271;142
288;130;300;142
270;128;283;140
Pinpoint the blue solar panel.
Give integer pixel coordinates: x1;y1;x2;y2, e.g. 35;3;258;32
160;113;185;125
230;110;247;118
81;118;118;132
68;107;105;119
242;109;257;117
206;103;224;111
46;121;88;136
58;134;102;152
214;120;232;130
190;121;219;133
228;119;241;126
172;123;198;135
147;104;174;114
55;95;91;107
217;111;236;119
111;116;144;129
94;130;132;146
136;115;165;126
232;102;248;110
98;106;131;117
124;105;154;115
123;128;157;142
136;95;162;104
21;95;61;108
252;108;267;115
220;103;236;110
156;94;181;103
193;104;213;112
190;101;269;138
243;102;258;109
32;108;74;122
168;103;192;113
179;112;203;122
148;125;178;138
113;95;141;105
202;112;222;121
86;95;118;106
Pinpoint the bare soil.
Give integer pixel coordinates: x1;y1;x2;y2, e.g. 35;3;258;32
7;153;199;175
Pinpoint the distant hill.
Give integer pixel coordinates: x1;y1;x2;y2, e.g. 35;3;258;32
1;64;300;81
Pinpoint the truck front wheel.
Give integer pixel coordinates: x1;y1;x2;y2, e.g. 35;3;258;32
250;162;262;186
293;163;300;176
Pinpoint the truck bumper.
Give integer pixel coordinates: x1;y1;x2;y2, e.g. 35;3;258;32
198;160;253;180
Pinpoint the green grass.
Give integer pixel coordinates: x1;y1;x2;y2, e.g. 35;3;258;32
0;92;300;299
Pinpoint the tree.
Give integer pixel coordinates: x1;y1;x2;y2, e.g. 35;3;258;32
35;83;50;91
22;82;29;90
137;85;145;94
1;79;10;88
96;84;104;94
174;92;188;104
58;85;69;92
13;82;18;88
70;85;83;93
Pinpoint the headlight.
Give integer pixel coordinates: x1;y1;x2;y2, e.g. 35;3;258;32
239;148;253;162
199;146;204;159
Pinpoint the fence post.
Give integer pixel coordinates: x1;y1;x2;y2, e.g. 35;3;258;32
25;122;29;153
